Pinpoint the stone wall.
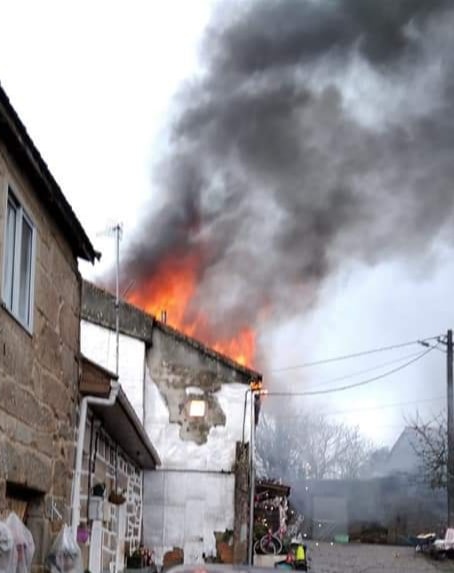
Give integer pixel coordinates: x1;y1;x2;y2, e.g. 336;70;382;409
233;443;249;564
0;143;81;569
79;413;144;572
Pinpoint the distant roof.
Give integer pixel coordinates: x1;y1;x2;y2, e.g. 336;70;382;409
0;83;98;262
384;427;424;476
81;279;262;381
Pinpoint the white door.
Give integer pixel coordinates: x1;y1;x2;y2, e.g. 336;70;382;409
89;520;103;573
116;504;127;572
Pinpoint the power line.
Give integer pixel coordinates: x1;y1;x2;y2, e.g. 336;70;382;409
267;395;445;419
325;395;445;416
271;334;443;373
264;346;435;396
290;348;427;391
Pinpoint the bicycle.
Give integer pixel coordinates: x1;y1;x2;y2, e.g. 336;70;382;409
254;528;283;555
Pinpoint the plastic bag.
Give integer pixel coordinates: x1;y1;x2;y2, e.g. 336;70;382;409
46;525;82;573
5;514;34;573
0;521;16;573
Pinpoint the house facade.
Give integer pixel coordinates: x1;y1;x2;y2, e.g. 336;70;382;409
77;357;160;573
81;280;262;565
0;84;97;569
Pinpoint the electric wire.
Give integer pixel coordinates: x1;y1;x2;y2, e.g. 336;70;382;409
271;334;443;373
288;348;428;391
264;346;435;396
267;395;445;419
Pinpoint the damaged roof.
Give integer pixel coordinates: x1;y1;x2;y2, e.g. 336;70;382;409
153;319;261;380
0;83;98;262
82;279;262;381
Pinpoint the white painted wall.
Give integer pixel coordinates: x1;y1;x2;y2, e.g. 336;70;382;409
143;469;235;565
144;365;251;471
80;320;146;422
143;366;251;564
81;320;251;565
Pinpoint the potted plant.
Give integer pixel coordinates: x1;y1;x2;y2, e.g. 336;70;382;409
108;488;126;505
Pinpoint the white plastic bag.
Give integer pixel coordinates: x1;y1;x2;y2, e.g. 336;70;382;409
0;521;16;573
46;525;82;573
5;514;34;573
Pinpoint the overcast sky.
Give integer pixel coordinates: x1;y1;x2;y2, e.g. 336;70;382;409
1;0;452;446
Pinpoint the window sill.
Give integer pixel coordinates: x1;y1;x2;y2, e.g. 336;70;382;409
0;301;33;338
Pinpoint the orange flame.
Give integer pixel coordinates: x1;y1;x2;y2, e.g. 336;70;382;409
127;254;256;367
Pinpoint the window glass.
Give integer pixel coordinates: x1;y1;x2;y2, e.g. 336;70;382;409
2;189;35;330
4;199;17;310
18;217;33;324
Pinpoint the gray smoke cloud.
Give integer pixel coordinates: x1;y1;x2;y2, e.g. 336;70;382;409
122;0;454;343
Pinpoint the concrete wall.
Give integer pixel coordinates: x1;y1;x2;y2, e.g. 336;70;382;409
143;470;235;565
145;325;251;469
0;141;81;568
143;325;252;564
145;371;249;470
80;320;146;422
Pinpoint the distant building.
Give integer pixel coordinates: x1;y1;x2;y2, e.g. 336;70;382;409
295;428;447;543
81;280;262;565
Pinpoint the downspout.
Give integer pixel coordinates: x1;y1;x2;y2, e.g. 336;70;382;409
71;381;120;539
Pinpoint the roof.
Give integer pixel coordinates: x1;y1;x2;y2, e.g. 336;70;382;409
80;356;161;469
256;480;291;498
81;279;262;381
384;426;423;476
0;83;98;262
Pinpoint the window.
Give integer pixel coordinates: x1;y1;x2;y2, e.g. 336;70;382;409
188;399;206;417
2;189;35;330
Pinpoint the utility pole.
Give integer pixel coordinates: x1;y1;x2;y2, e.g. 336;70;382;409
248;388;255;565
96;222;123;376
447;329;454;526
113;223;123;376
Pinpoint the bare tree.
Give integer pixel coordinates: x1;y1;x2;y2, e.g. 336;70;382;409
407;413;447;488
256;411;374;482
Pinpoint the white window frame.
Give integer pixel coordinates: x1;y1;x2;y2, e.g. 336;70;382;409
2;185;36;332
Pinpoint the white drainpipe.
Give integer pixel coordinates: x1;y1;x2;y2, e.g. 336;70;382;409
71;381;120;540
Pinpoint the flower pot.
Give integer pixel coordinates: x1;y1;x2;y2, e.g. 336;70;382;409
108;491;126;505
77;526;90;545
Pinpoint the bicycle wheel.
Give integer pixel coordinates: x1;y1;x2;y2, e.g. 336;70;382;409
254;539;261;554
260;535;283;555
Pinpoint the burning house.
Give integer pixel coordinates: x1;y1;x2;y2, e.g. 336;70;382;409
80;280;262;566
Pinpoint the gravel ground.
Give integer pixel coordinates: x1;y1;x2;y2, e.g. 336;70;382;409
255;542;454;573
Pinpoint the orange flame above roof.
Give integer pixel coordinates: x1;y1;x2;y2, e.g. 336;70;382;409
127;253;256;367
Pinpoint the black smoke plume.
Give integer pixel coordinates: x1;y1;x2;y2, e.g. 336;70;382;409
121;0;454;340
